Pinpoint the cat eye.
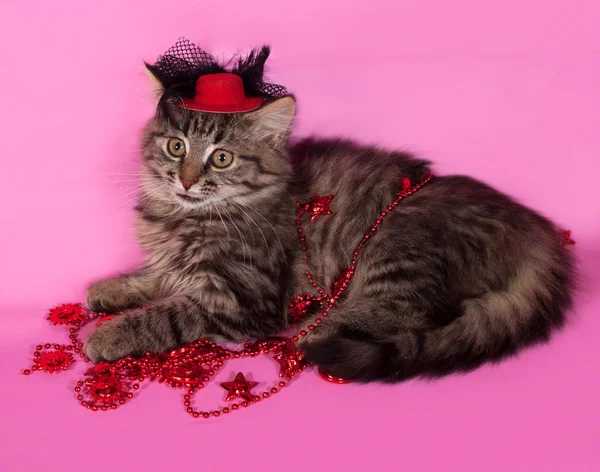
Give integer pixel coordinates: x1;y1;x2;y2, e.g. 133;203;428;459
210;149;234;169
167;138;186;158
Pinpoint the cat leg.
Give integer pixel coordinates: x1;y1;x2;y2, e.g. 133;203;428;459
84;294;243;362
87;270;158;313
296;299;431;381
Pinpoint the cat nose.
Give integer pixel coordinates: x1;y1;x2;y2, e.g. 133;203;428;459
180;178;195;191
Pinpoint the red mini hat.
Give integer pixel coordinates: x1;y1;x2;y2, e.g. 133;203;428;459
181;73;265;113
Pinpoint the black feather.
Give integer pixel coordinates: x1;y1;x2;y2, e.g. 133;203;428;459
233;45;272;97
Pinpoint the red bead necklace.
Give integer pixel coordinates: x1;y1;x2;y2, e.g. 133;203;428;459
24;175;434;418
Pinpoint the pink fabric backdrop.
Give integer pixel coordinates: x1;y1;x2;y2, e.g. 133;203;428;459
1;1;599;470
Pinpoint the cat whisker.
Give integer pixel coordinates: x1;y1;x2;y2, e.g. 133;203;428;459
113;186;144;203
217;201;252;270
120;183;169;213
113;184;145;196
104;179;143;184
212;203;231;247
221;195;287;263
218;195;270;258
100;172;143;176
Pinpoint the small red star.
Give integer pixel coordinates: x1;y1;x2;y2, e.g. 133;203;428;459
559;230;576;247
273;342;306;378
399;177;412;195
288;293;325;322
220;373;258;402
300;194;334;222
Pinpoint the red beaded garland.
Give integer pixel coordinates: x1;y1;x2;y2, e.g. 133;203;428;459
95;315;115;327
318;367;350;384
22;174;474;418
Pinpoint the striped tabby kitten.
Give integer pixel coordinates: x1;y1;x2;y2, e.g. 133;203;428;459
84;88;575;382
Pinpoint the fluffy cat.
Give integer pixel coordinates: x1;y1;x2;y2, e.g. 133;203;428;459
84;63;574;382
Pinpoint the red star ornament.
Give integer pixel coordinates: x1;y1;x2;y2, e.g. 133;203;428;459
220;372;258;402
399;177;411;195
301;194;334;222
288;293;325;322
273;342;306;378
559;230;576;247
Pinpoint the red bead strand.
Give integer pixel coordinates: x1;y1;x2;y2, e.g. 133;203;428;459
24;175;435;417
292;174;434;342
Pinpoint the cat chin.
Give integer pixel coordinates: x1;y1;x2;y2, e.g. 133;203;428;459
174;193;223;211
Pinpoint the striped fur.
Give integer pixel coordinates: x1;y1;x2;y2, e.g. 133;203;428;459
85;100;575;383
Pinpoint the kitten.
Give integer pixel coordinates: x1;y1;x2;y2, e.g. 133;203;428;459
84;75;575;382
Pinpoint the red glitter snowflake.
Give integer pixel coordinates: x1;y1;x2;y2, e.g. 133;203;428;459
160;360;210;388
33;348;75;373
83;374;134;410
47;303;87;326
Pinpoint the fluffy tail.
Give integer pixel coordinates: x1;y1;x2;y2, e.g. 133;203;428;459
304;250;575;382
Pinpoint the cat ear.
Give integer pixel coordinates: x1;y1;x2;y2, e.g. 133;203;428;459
248;96;296;143
144;63;165;98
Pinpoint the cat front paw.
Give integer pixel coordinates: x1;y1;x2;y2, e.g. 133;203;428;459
84;318;139;362
87;278;142;313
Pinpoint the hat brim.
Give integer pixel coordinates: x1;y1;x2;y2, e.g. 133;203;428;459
180;97;265;113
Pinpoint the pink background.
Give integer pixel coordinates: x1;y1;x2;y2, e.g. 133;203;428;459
1;1;599;470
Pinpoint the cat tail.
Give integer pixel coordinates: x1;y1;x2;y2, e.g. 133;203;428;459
303;251;575;382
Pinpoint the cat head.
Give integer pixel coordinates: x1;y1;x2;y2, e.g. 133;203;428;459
139;41;295;212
